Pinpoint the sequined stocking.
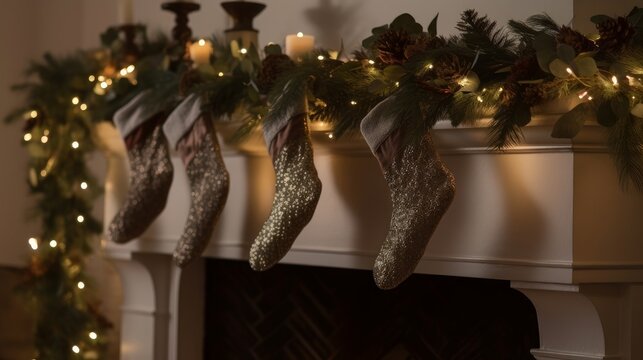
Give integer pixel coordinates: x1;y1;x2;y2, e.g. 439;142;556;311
107;114;174;243
361;98;456;289
172;115;229;267
249;112;322;271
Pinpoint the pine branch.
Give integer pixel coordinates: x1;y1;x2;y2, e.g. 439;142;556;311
456;9;517;66
608;114;643;190
488;104;530;148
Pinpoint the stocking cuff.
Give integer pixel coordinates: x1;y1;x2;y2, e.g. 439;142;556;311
114;90;163;138
163;94;203;149
360;96;399;154
263;90;307;148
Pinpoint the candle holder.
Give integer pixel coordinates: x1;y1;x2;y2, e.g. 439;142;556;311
162;1;201;67
221;1;266;48
119;24;140;66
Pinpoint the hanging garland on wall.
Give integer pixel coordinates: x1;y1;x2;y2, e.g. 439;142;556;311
5;7;643;358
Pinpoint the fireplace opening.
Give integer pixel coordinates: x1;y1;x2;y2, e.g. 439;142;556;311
204;259;539;359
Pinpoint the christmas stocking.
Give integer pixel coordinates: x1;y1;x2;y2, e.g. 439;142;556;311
163;94;229;268
361;97;456;289
249;94;322;271
108;91;174;243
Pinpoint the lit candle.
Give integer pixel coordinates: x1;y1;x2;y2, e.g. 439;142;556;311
118;0;134;24
285;32;314;59
189;39;213;66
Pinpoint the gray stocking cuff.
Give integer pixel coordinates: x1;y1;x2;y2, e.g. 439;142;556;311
163;94;203;149
263;91;307;147
114;90;163;138
359;96;399;154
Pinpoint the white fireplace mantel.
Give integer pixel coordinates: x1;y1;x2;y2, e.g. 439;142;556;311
97;111;643;360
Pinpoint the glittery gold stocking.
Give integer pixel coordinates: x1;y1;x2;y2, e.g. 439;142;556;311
164;95;229;267
249;99;322;271
361;97;456;289
107;106;173;244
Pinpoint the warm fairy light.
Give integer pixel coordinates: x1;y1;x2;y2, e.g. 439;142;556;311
80;103;88;111
77;215;85;223
482;88;487;92
43;129;49;136
476;96;484;103
28;238;38;250
40;169;47;177
72;97;80;105
317;55;325;60
106;79;113;85
240;48;248;54
40;135;49;144
49;240;57;248
127;65;135;73
297;32;304;38
198;39;206;46
218;72;224;77
80;182;88;190
98;75;105;82
100;82;108;89
458;78;469;86
89;332;97;340
30;110;38;118
368;60;375;65
72;345;80;354
611;76;618;86
587;96;593;101
77;282;85;290
633;96;637;100
425;63;434;70
120;68;128;76
498;87;503;92
566;67;573;75
23;133;32;141
395;81;400;87
88;75;95;82
578;91;588;99
71;141;79;149
328;133;334;139
350;100;357;105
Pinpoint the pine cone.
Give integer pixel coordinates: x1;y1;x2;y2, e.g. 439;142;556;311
522;84;547;106
404;34;447;60
557;26;597;54
435;54;469;83
506;55;541;83
257;54;295;93
596;17;635;53
375;29;414;65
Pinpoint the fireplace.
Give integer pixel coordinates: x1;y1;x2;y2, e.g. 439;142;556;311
203;259;538;359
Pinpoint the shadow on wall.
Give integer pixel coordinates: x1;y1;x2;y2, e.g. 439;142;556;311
304;0;364;51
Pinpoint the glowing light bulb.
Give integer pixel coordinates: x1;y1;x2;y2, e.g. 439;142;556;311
588;96;593;101
477;96;484;103
368;60;375;65
40;135;48;144
30;110;38;118
120;68;128;76
71;141;79;149
240;48;248;54
49;240;57;248
297;32;304;38
71;97;80;105
24;133;32;141
80;104;88;111
77;215;85;223
350;100;357;105
127;65;135;73
43;129;49;136
88;75;96;82
77;282;85;289
578;91;588;99
72;345;80;354
218;72;224;77
498;87;503;92
395;81;400;87
317;55;325;60
40;170;47;177
100;82;108;89
80;182;88;190
198;39;206;46
328;133;334;139
566;67;573;75
98;75;105;82
28;238;38;250
89;332;97;340
611;76;618;86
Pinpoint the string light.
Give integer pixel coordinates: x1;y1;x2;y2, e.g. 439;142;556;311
40;135;49;144
28;237;38;250
498;87;503;92
71;141;79;149
198;39;206;46
77;282;85;290
77;215;85;223
587;96;593;101
120;68;128;76
218;72;224;77
88;75;95;82
395;81;400;87
368;60;375;65
578;91;588;99
89;332;97;340
30;110;38;118
97;75;105;82
40;169;47;177
80;103;88;111
328;133;334;139
476;96;484;103
317;55;325;60
611;75;618;86
71;97;80;105
106;79;112;85
80;182;88;190
23;133;32;141
43;129;49;136
72;345;80;354
566;67;574;75
127;65;135;73
100;82;108;89
240;48;248;54
350;100;357;105
296;32;304;38
49;240;57;248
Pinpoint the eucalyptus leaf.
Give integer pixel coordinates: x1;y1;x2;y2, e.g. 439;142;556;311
549;58;571;78
557;44;576;63
428;14;439;37
573;56;598;77
631;103;643;118
537;48;557;73
551;102;592;138
390;13;422;34
371;24;389;35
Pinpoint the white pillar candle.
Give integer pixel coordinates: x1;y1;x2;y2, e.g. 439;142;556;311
189;39;213;66
118;0;134;24
285;32;314;59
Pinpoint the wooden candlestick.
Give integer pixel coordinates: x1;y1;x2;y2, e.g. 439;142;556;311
161;1;201;68
119;24;140;66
